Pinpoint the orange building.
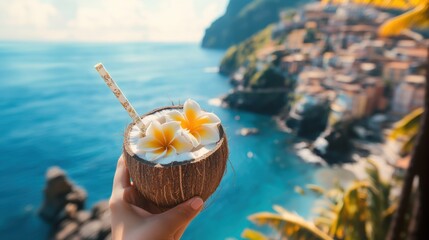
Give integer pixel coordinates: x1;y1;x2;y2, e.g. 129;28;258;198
383;61;410;85
362;77;387;115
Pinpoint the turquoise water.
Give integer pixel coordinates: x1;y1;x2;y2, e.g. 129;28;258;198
0;42;319;239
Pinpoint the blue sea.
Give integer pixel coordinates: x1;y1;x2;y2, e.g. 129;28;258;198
0;42;320;239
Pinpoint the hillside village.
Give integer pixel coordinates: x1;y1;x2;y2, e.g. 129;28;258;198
220;2;427;168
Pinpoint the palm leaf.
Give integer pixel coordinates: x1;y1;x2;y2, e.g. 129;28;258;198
249;209;333;240
365;160;390;196
314;216;334;228
241;229;269;240
325;188;345;204
383;202;398;218
389;107;423;140
313;206;337;220
273;205;294;216
321;0;429;37
365;159;391;213
365;159;382;186
306;184;326;196
327;201;345;238
328;181;378;239
400;134;418;155
379;2;429;37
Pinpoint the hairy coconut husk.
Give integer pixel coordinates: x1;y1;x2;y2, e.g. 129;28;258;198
123;106;228;211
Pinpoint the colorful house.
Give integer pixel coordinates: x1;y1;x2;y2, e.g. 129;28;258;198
392;75;426;116
383;61;410;85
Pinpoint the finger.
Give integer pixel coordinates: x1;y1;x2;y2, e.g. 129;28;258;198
174;225;190;240
123;160;131;188
174;203;204;240
123;187;164;215
155;197;203;230
112;156;131;192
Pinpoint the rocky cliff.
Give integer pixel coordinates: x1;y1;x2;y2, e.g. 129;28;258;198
219;25;273;75
202;0;305;49
223;88;288;114
39;167;111;240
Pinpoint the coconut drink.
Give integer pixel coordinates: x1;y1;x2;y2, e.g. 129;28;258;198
95;63;228;211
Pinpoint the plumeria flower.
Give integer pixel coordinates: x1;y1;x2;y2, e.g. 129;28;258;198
167;99;221;147
138;121;193;161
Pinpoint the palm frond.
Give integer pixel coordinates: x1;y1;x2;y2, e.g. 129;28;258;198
379;2;429;37
313;207;337;220
273;205;293;216
327;201;345;238
326;188;345;204
389;107;423;140
382;202;398;218
365;159;382;186
306;184;326;196
242;228;269;240
365;159;391;213
365;159;390;195
400;134;418;155
314;216;334;227
249;210;333;240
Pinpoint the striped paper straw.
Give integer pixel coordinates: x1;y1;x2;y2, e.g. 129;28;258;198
94;63;146;133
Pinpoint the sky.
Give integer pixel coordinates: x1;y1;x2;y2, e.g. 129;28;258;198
0;0;228;42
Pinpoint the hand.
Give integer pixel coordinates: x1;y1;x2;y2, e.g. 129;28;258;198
109;156;204;240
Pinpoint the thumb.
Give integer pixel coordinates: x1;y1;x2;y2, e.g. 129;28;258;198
157;197;203;230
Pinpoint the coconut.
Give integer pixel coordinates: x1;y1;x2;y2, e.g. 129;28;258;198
123;106;228;211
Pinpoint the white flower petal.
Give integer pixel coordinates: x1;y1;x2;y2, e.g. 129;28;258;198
160;121;181;144
165;146;177;157
198;125;220;145
186;131;200;147
146;149;167;161
166;110;186;122
180;130;197;146
202;112;221;124
138;136;163;152
171;134;194;154
184;99;202;121
145;121;165;143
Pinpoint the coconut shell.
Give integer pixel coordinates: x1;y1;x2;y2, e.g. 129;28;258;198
123;106;228;211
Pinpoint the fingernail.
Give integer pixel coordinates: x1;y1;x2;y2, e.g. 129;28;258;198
189;197;203;210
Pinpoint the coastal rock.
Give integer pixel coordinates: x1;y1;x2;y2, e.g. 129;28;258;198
66;186;87;210
54;220;79;240
219;27;273;76
312;123;354;164
286;100;331;139
39;167;111;240
91;201;109;219
39;167;79;223
46;167;73;195
222;88;288;114
75;211;91;224
52;202;80;225
248;67;287;89
202;0;305;49
90;201;111;239
65;203;78;218
78;220;102;240
98;211;112;239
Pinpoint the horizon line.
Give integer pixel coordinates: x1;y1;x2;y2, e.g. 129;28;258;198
0;39;204;44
